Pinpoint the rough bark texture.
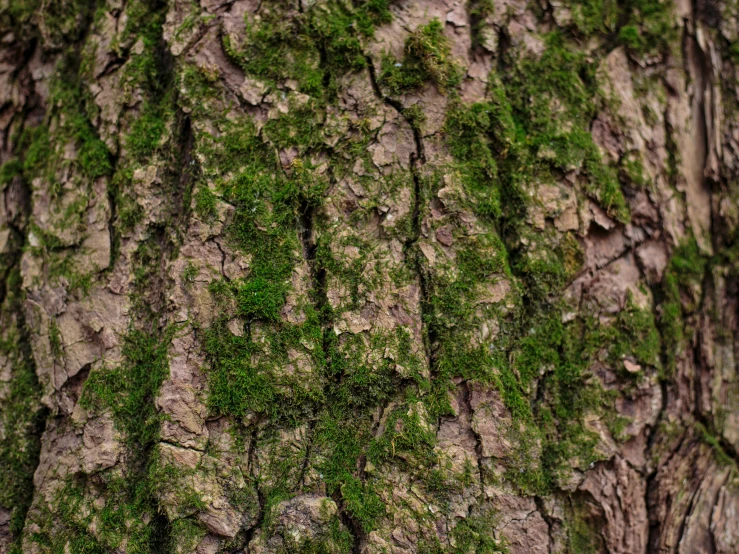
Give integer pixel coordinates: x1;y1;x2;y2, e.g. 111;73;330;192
0;0;739;552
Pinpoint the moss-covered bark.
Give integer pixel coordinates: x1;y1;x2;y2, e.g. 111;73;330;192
1;0;739;552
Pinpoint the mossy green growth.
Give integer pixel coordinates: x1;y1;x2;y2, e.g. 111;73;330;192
7;52;112;266
379;19;462;95
513;231;583;303
126;103;169;161
369;401;436;464
566;496;604;553
695;421;736;467
0;0;39;33
443;90;517;219
237;277;288;322
505;313;601;487
432;31;644;496
443;34;629;231
263;101;326;152
564;0;620;36
193;185;217;221
607;297;661;370
619;151;650;189
17;125;51;178
514;301;659;480
422;232;514;415
311;410;386;531
81;326;173;450
417;506;508;553
0;287;44;550
8;0;95;45
449;508;508;553
308;329;427;531
223;0;390;99
659;235;708;375
194;113;334;422
616;0;677;57
267;516;354;554
29;471;171;554
120;0;170;88
538;0;675;58
203;307;326;423
507;34;628;222
48;59;113;181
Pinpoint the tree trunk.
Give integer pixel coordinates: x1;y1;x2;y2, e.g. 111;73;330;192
1;0;738;552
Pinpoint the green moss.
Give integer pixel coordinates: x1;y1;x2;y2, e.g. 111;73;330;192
535;0;675;57
696;422;736;467
0;158;22;185
616;0;677;57
567;0;619;36
17;0;95;46
150;458;208;515
659;236;708;375
237;277;287;322
48;60;113;180
510;35;628;222
0;306;44;548
195;113;335;422
120;0;169;89
269;517;353;554
1;0;40;30
415;504;508;553
81;225;175;447
567;497;603;553
729;41;739;65
181;262;197;286
369;402;436;464
502;312;604;487
18;125;52;178
608;298;661;370
448;508;508;553
379;19;462;95
193;185;217;221
443;33;630;230
340;477;385;533
619;151;650;188
168;518;207;554
443;95;515;219
30;471;171;553
402;104;427;131
204;306;325;422
81;326;173;449
354;0;393;32
332;333;409;408
298;328;429;531
126;105;169;160
514;232;582;302
429;29;644;493
311;415;383;531
223;0;390;100
263;102;325;151
48;320;63;359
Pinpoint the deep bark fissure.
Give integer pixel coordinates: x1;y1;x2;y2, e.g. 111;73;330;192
363;54;436;377
461;379;486;489
0;181;48;546
0;45;50;544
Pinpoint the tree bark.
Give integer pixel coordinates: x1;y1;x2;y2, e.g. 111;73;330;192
1;0;738;553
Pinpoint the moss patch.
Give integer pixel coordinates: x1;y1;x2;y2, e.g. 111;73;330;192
379;19;463;95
